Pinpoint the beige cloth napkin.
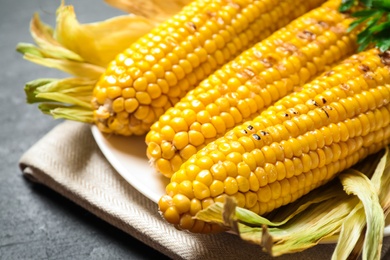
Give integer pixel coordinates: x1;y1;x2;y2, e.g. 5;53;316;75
19;121;390;260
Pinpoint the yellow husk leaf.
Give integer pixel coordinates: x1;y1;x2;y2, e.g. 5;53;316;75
54;4;156;67
22;53;104;79
29;12;83;61
17;3;157;76
335;170;385;260
104;0;193;22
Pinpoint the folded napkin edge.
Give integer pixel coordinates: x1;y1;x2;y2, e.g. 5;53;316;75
18;149;184;260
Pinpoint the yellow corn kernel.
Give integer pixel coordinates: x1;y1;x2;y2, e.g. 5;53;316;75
146;0;359;177
124;98;139;113
158;48;390;233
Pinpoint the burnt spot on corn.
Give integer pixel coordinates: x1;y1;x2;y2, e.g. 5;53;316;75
260;56;277;68
309;99;320;107
379;51;390;66
242;129;248;134
231;61;243;71
297;30;316;41
247;125;254;131
274;38;283;45
318;20;329;28
227;0;241;9
358;64;370;72
330;24;346;35
217;17;225;26
242;67;256;78
340;83;350;91
324;70;335;77
206;10;216;18
260;130;269;135
321;107;329;118
302;17;317;25
186;22;197;31
364;71;374;80
288;108;299;115
253;50;262;59
252;134;261;140
276;42;299;55
165;36;178;47
323;105;334;118
322;97;327;104
284;42;299;52
238;67;256;79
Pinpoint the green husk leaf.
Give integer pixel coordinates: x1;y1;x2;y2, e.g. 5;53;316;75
38;104;94;123
362;0;373;8
342;0;390;51
24;77;95;123
369;20;390;33
339;0;356;12
16;43;45;58
347;16;370;33
351;8;381;17
372;0;390;10
372;28;390;52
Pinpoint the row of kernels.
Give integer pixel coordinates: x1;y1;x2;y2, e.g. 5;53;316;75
161;125;390;231
241;138;357;189
255;151;364;215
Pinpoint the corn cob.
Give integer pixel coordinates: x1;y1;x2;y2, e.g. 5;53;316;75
146;0;359;178
158;48;390;233
93;0;326;136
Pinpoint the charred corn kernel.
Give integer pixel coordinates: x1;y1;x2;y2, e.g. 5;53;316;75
146;0;359;177
94;0;326;136
158;49;390;233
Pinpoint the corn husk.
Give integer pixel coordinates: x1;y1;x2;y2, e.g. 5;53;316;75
16;0;189;122
104;0;192;23
195;147;390;258
17;3;155;77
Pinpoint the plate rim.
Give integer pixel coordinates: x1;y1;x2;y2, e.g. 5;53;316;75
91;125;164;203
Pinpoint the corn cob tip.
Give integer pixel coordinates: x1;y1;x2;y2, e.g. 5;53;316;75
158;194;226;233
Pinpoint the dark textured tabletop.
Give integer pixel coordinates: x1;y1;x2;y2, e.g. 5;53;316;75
0;0;167;259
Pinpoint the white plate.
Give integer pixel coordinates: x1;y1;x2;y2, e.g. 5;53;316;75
91;125;169;203
91;125;390;240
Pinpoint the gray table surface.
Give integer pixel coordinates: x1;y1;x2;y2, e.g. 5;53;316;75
0;0;168;259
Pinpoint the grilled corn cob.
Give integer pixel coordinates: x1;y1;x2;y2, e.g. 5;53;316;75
93;0;326;136
146;0;359;178
158;48;390;233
